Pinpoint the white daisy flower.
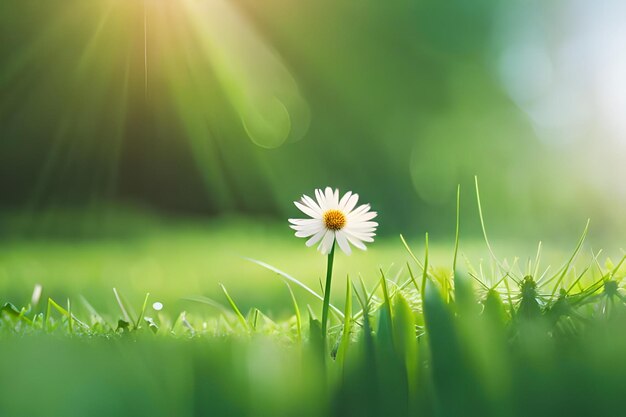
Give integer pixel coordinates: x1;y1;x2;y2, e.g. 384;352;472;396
289;187;378;255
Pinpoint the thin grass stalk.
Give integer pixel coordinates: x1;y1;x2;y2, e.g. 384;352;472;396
321;241;336;343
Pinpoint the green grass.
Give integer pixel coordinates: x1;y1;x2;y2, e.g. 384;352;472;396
1;208;626;417
1;175;625;417
0;221;405;318
0;211;602;309
0;214;513;316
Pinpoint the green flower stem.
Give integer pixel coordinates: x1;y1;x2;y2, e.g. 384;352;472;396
321;241;336;342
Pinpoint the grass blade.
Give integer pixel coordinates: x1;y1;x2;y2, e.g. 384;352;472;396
422;233;430;297
246;257;344;318
285;282;302;342
453;184;461;275
219;283;249;330
474;176;516;280
547;219;590;298
400;234;425;270
135;292;150;330
112;288;132;323
337;277;353;368
183;295;229;313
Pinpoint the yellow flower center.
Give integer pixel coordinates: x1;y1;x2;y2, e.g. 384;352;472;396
323;209;346;231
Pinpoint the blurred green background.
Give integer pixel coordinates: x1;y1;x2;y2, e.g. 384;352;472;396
1;0;625;307
2;2;626;417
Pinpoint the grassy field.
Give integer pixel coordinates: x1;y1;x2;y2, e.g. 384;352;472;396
0;216;421;316
1;212;625;417
0;213;600;318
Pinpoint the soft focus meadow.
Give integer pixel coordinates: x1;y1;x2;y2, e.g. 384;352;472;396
1;0;626;416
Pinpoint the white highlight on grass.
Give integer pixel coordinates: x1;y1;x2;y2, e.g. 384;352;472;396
152;302;163;311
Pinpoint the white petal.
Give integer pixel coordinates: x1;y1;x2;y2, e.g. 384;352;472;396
306;228;327;247
348;204;371;218
291;223;322;233
335;231;352;255
338;191;352;211
290;220;322;229
315;189;327;211
301;194;322;214
342;224;376;234
344;229;375;243
318;230;335;255
295;227;321;238
345;227;375;236
324;187;337;209
294;201;319;219
289;218;320;226
347;234;375;243
344;233;367;250
343;193;359;213
348;211;377;222
348;221;378;229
